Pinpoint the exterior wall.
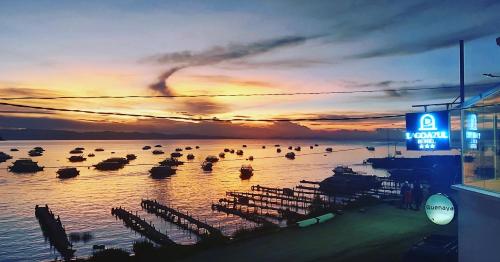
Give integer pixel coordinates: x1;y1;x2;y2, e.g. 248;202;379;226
454;185;500;262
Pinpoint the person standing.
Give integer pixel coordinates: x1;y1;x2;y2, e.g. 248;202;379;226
412;182;423;210
404;182;413;210
400;181;409;209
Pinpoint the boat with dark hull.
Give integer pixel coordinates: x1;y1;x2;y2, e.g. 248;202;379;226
126;154;137;161
68;155;86;162
159;157;184;167
202;161;213;171
205;155;219;163
28;149;43;157
152;150;164;155
9;159;44;173
94;157;129;171
149;166;176;179
285;152;295;159
69;149;83;154
0;152;13;163
187;153;195;160
240;165;254;179
171;152;183;158
57;168;79;179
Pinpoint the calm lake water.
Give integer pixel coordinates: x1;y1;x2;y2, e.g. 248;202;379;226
0;139;420;261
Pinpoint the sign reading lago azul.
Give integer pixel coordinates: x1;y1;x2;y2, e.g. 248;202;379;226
405;111;450;151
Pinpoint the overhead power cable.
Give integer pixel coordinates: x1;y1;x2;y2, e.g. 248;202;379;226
0;101;406;122
0;85;460;100
1;101;497;122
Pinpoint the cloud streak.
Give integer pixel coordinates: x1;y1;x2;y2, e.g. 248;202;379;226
144;35;319;95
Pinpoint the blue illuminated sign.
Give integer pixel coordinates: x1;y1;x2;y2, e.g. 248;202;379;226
465;112;480;150
406;111;450;151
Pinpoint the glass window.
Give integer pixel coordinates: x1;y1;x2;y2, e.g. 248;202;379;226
462;92;500;193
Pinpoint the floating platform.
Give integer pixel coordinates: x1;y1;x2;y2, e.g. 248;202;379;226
111;207;174;246
141;199;224;239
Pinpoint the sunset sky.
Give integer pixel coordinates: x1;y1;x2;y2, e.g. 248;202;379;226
1;0;500;136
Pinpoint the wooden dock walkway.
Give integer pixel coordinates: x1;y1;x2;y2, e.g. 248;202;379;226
35;205;75;259
227;191;317;204
141;199;224;239
111;207;174;246
211;203;275;226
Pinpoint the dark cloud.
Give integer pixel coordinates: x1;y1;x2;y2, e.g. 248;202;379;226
145;35;319;114
189;74;275;88
178;99;229;115
147;66;183;96
350;21;500;59
0;87;62;98
145;35;319;94
144;35;319;66
351;80;422;88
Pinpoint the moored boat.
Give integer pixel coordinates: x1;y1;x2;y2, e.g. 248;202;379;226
325;147;333;152
10;148;19;152
159;157;184;166
248;156;254;161
94;157;129;171
175;148;183;152
95;148;104;152
332;165;357;175
187;153;195;160
171;152;183;158
68;156;86;162
285;152;295;159
366;146;375;151
149;166;176;179
87;153;95;157
240;165;254;179
57;167;79;179
0;152;13;162
152;150;164;155
201;161;213;171
294;146;301;151
219;152;225;158
205;155;219;163
154;144;162;148
277;148;282;153
142;146;151;150
69;149;83;154
236;150;244;156
126;154;137;161
185;146;192;150
8;159;44;173
28;150;43;157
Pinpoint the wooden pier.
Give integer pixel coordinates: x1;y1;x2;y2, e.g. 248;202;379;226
141;199;224;239
111;207;174;246
211;203;276;227
35;205;75;259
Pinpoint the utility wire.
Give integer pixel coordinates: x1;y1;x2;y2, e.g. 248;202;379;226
0;101;406;122
1;100;497;122
0;85;460;100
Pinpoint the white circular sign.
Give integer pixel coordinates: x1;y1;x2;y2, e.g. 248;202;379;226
425;193;455;225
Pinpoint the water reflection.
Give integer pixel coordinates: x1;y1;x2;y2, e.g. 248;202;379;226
0;139;399;261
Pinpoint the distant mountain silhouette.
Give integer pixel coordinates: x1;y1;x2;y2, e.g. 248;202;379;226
0;128;408;141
